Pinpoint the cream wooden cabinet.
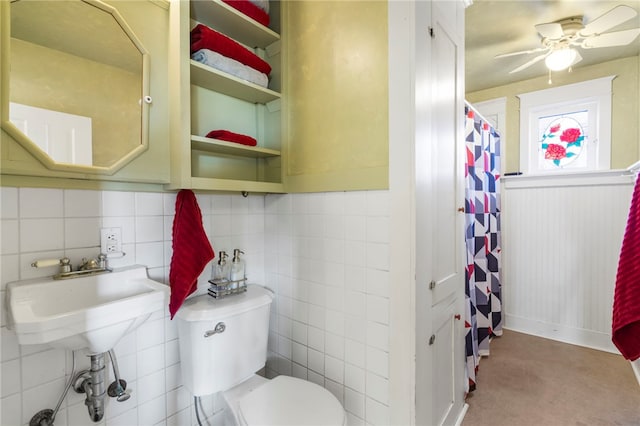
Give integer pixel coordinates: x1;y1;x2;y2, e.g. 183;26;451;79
281;1;389;192
167;0;284;193
168;0;390;194
1;0;171;186
2;0;391;192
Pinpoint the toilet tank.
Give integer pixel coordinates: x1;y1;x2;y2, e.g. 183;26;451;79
175;285;273;396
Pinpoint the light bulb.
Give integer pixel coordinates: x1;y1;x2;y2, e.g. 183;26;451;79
545;48;577;72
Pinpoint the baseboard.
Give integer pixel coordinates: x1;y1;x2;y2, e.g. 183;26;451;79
504;314;620;354
631;359;640;387
454;403;469;426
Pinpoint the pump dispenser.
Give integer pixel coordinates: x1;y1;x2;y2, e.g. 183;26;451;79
229;249;245;285
212;251;229;283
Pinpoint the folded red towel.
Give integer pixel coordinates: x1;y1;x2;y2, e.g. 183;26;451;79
206;129;257;147
169;189;215;319
222;0;270;27
612;176;640;360
191;24;272;76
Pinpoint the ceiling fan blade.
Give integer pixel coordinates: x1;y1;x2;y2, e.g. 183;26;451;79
581;5;638;36
509;53;549;73
571;51;583;67
582;28;640;48
535;22;564;39
495;47;547;59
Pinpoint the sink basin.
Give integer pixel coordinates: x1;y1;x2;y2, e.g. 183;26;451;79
6;265;168;354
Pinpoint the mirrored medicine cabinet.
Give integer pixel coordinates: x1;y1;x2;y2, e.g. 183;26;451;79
1;0;150;175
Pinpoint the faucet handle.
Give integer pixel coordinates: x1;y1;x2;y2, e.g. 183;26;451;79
60;257;72;273
31;257;69;268
31;257;71;273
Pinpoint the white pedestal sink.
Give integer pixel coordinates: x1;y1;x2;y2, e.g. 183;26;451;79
6;265;169;354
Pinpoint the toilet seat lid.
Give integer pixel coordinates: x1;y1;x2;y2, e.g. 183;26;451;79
238;376;345;426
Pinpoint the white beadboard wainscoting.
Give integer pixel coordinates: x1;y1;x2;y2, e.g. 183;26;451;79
501;171;636;353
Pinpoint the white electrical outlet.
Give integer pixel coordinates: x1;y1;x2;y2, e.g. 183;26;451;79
100;227;122;256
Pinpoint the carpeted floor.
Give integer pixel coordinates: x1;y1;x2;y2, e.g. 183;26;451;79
462;330;640;426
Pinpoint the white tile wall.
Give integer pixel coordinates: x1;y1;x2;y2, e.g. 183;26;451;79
0;187;389;426
265;192;391;425
0;188;268;426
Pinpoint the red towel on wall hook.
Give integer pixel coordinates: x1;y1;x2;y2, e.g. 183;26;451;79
169;189;215;319
612;175;640;360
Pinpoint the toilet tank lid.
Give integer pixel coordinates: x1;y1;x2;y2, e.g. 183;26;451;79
238;376;345;426
175;284;273;322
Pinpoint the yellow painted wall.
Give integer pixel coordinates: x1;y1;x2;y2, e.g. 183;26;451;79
283;1;389;192
466;55;640;173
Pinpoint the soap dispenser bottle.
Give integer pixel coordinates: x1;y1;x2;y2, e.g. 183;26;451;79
212;251;229;284
229;249;245;286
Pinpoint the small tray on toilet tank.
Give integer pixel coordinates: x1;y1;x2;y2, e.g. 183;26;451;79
208;277;247;299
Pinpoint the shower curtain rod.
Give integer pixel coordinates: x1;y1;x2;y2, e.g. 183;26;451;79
464;100;500;136
625;160;640;176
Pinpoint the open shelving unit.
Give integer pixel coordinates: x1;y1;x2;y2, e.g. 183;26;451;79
168;0;284;193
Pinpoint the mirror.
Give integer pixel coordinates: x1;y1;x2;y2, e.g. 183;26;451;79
1;0;150;174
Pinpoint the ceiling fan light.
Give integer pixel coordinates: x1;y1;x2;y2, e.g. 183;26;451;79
545;48;578;71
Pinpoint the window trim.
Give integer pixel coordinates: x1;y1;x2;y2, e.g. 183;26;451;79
518;76;615;175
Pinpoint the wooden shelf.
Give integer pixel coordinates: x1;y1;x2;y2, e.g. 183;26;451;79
191;135;281;158
190;60;280;103
190;0;279;48
190;176;284;193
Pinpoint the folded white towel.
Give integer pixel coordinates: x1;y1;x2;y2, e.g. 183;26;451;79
191;48;269;88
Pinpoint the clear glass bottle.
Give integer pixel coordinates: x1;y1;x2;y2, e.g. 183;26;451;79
212;251;229;284
229;249;245;287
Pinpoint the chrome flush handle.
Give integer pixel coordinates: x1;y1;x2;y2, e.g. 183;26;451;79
204;322;226;338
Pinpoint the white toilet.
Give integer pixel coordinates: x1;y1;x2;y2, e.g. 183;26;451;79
176;284;346;426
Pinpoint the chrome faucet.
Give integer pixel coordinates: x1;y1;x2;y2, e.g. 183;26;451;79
32;253;113;280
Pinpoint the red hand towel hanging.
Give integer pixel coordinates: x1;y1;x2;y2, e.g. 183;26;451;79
169;189;215;319
612;175;640;360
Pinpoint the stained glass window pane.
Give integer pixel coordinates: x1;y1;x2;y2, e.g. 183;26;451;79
537;110;588;170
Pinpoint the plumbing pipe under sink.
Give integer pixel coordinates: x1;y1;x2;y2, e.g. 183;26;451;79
29;350;132;425
74;354;107;422
107;349;130;401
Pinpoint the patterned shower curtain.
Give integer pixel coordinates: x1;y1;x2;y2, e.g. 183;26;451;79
464;103;503;392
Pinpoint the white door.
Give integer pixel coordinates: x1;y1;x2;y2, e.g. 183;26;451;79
429;3;465;308
415;1;466;425
10;102;93;165
431;295;460;425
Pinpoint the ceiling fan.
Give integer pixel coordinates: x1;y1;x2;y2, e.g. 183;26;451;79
495;5;640;74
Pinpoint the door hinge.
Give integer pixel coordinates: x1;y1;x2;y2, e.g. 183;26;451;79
429;335;436;345
429;280;436;290
429;27;434;38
